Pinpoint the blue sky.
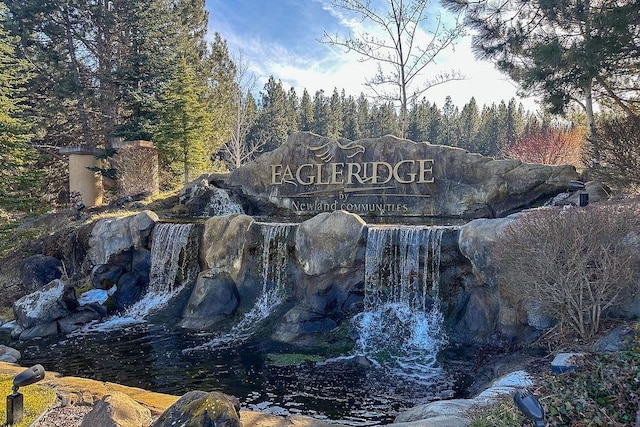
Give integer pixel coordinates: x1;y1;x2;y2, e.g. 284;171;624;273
205;0;538;110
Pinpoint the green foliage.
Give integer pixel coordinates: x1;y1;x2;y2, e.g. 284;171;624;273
155;57;213;186
470;328;640;426
445;0;640;124
538;348;640;426
0;3;42;211
587;115;640;191
0;374;56;426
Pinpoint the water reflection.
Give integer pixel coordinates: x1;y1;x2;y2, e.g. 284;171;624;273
6;324;452;425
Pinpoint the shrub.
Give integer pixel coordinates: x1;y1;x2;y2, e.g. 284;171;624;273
503;129;585;167
496;205;640;339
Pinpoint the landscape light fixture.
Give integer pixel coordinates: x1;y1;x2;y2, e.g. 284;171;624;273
513;388;545;427
6;364;46;425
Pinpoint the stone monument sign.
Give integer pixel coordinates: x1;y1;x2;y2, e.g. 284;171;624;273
216;132;579;218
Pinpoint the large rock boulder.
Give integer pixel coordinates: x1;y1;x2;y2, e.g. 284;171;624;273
81;391;152;427
458;215;519;287
455;213;546;343
87;211;158;265
151;390;241;427
201;214;255;282
179;271;239;330
294;210;365;276
0;345;20;363
13;279;78;330
20;255;63;292
215;132;579;218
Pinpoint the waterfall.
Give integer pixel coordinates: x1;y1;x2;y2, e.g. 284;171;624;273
354;225;448;384
186;222;295;350
82;223;198;331
202;188;243;217
130;223;199;316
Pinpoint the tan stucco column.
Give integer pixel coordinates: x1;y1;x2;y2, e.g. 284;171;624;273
60;146;104;208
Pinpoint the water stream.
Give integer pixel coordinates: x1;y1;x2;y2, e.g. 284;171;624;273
9;222;459;425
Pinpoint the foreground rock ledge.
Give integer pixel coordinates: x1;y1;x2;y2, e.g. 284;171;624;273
0;362;345;426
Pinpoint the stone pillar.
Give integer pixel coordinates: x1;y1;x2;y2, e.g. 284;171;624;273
60;146;104;208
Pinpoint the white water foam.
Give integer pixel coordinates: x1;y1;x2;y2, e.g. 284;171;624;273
354;225;450;384
79;223;198;332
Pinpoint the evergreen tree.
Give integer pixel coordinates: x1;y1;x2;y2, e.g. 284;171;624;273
286;87;300;134
156;57;213;185
252;76;290;152
299;89;314;132
312;89;329;137
204;33;236;162
356;94;370;138
445;0;640;143
327;88;343;138
370;102;400;137
342;93;361;140
114;0;180;141
458;97;480;151
426;103;443;145
441;96;460;147
0;4;39;208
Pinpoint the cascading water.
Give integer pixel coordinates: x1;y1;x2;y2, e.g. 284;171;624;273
232;222;294;333
129;223;199;317
202;188;243;217
353;225;448;384
188;222;295;349
83;223;199;330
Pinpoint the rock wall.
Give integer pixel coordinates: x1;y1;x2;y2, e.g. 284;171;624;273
214;132;579;218
16;198;636;347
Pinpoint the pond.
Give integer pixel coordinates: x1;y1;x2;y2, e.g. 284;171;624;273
6;323;456;426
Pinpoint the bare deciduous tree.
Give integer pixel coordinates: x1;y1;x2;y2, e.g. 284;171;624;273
217;55;265;170
322;0;465;137
496;205;640;339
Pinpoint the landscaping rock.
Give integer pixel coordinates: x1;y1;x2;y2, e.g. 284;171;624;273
592;323;638;353
0;345;20;363
218;132;578;218
151;390;241;427
80;391;152;427
20;254;63;292
87;210;158;265
13;279;78;330
551;353;585;374
179;271;239;330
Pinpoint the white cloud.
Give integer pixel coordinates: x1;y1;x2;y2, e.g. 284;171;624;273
207;0;539;110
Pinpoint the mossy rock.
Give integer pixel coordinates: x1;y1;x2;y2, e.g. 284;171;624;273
151;390;241;427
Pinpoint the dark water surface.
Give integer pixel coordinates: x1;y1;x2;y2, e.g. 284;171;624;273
4;324;453;426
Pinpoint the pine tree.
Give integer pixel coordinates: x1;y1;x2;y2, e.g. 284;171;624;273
458;97;480;151
312;89;329;137
155;57;213;185
251;76;290;152
327;88;343;138
0;4;39;208
342;94;361;140
299;89;314;132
